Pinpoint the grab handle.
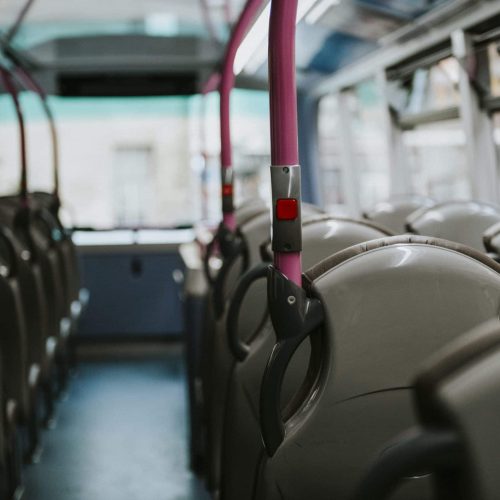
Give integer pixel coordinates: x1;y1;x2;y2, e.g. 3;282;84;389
203;236;218;286
260;267;323;456
356;429;463;500
227;262;269;361
212;232;247;318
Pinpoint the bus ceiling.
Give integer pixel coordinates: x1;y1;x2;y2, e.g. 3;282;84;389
0;0;491;98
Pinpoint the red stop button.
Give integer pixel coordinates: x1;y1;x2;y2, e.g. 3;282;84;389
276;198;298;221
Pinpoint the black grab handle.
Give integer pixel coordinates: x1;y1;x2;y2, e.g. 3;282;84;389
260;267;324;457
355;428;463;500
227;262;270;361
203;236;218;287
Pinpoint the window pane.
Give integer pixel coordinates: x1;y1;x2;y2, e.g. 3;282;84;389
488;42;500;97
317;95;345;211
349;80;390;209
391;57;460;115
403;119;470;200
0;89;271;229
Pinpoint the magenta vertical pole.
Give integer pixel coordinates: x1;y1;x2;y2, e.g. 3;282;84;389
219;0;264;232
268;0;302;285
0;67;29;206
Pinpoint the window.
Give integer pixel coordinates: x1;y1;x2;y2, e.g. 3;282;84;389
390;55;469;200
191;89;271;224
348;79;390;209
403;120;470;200
317;95;345;211
113;146;155;227
0;89;271;229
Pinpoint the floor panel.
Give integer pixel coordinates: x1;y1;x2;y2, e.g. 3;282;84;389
23;345;209;500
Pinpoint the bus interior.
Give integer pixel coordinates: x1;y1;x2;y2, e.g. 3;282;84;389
0;0;500;499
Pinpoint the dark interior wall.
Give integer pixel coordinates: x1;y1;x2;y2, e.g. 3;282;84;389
78;247;185;339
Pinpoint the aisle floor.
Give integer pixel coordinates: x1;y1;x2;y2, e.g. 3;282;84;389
23;344;209;500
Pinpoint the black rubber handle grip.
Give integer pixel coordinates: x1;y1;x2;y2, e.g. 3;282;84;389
260;267;324;457
203;237;217;287
227;262;269;361
260;333;307;456
355;429;462;500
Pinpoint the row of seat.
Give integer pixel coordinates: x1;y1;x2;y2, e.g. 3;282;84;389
184;196;500;500
0;192;86;498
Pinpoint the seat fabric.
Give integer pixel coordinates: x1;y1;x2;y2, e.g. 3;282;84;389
254;236;500;500
414;320;500;500
220;218;393;500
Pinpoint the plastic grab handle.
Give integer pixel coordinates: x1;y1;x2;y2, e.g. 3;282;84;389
260;267;324;456
355;429;463;500
227;262;269;361
203;236;218;286
212;236;248;318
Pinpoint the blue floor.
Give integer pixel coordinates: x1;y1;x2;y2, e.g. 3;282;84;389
23;344;209;500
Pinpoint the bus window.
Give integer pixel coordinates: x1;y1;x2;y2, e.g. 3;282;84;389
191;89;270;224
392;56;470;200
404;120;469;200
317;94;345;212
349;79;390;209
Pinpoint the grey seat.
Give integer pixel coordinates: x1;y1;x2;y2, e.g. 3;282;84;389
356;319;500;500
0;226;43;461
364;196;435;234
407;201;500;251
220;217;394;500
254;236;500;500
187;200;270;475
204;205;325;494
203;209;271;492
0;202;68;390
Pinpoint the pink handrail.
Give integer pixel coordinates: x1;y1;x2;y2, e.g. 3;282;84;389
0;67;29;205
201;71;221;95
219;0;264;231
15;66;60;204
268;0;302;285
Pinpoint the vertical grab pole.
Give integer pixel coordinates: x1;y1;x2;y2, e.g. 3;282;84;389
15;67;60;209
268;0;302;285
0;67;29;206
219;0;264;231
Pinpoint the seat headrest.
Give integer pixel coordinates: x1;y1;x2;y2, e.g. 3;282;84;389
260;216;394;262
365;196;435;218
406;201;500;251
305;235;500;283
414;319;500;426
236;207;269;229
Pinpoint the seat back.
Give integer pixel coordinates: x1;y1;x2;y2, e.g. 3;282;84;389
0;226;48;374
407;201;500;251
256;236;500;500
0;231;30;416
0;203;65;341
415;320;500;500
235;198;268;226
356;320;500;500
220;217;394;500
364;196;434;234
